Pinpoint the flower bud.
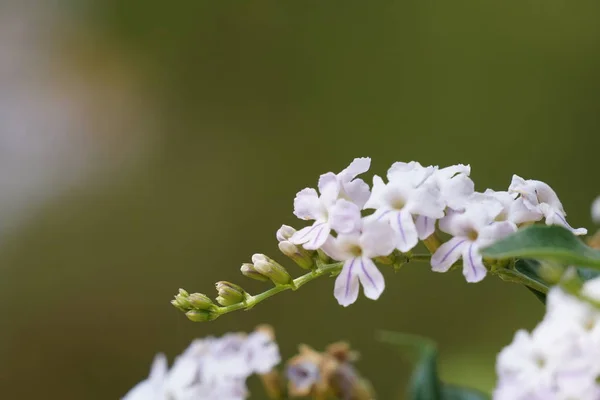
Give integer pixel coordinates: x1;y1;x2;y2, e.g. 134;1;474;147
215;281;246;306
188;293;215;310
185;309;219;322
278;241;314;270
252;254;292;285
172;288;192;310
276;225;297;242
241;263;270;282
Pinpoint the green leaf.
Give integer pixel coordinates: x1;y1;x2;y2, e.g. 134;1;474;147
378;331;490;400
502;259;600;304
482;225;600;268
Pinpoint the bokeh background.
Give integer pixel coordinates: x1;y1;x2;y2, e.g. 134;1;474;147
1;1;599;398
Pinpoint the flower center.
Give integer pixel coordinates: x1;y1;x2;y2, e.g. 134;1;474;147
467;229;479;241
349;245;363;257
534;355;546;369
391;197;406;210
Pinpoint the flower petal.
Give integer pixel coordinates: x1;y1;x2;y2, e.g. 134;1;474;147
341;157;371;179
462;243;487;282
431;236;467;273
592;196;600;224
293;188;320;220
363;175;386;210
415;215;436;240
318;172;338;196
442;174;475;211
360;219;396;257
390;209;419;252
290;221;330;250
342;178;371;209
407;185;445;219
477;221;517;248
545;211;587;236
334;259;360;307
329;199;362;234
356;257;385;300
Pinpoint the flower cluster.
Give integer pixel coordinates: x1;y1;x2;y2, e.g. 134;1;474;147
494;277;600;400
122;327;280;400
288;158;586;306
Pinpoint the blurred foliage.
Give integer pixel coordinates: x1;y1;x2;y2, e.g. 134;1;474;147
1;0;600;398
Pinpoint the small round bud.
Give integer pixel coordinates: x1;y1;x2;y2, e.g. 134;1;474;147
188;293;215;310
171;299;188;312
173;292;192;310
241;263;270;282
215;281;246;305
276;225;297;242
278;241;314;270
252;254;292;285
185;309;219;322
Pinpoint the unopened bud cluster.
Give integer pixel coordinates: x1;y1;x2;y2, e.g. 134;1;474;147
173;225;324;321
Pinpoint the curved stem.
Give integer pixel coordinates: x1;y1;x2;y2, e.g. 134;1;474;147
492;268;549;294
215;262;344;316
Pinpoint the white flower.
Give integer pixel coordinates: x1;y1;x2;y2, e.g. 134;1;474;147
484;189;543;227
245;331;281;374
431;195;516;282
123;331;281;400
509;175;587;235
430;164;475;211
322;219;395;306
592;196;600;224
122;354;169;400
291;158;371;250
318;157;372;208
494;282;600;400
364;168;445;252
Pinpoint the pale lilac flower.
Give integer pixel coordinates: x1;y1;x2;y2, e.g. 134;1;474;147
122;354;168;400
291;158;371;249
592;196;600;224
431;195;516;282
509;175;587;235
323;219;395;306
364;171;445;252
290;185;338;250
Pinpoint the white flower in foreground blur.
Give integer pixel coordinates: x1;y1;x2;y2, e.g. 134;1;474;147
122;354;168;400
592;196;600;224
323;218;395;306
291;158;371;249
431;195;516;282
509;175;587;235
494;279;600;400
365;167;445;252
122;330;280;400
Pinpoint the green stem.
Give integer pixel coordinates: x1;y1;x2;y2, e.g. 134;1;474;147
408;254;432;262
492;268;549;294
215;262;344;316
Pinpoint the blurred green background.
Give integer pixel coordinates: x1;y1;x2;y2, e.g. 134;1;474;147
1;1;599;398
